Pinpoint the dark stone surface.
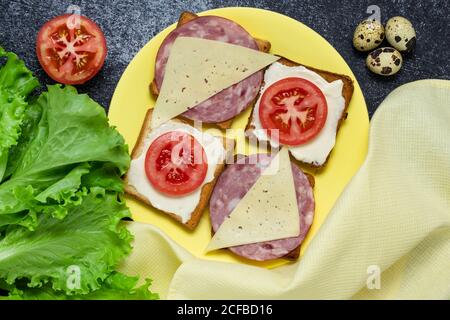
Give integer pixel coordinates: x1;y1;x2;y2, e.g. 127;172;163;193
0;0;449;118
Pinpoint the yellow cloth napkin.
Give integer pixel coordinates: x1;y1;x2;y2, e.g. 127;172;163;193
119;79;450;299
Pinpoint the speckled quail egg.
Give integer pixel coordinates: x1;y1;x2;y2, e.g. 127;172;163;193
353;19;385;51
366;47;403;76
385;16;416;52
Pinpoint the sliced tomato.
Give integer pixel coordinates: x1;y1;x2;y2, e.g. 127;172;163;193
259;77;328;146
145;131;208;196
36;14;107;85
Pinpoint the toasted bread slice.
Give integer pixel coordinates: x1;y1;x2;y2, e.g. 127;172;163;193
124;109;235;230
246;57;354;168
150;11;271;130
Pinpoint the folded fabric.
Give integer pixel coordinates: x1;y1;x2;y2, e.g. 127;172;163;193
119;79;450;299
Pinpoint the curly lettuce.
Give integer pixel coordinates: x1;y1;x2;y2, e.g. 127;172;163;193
0;189;133;294
0;85;130;229
0;47;39;182
2;273;158;300
0;47;39;96
0;53;157;299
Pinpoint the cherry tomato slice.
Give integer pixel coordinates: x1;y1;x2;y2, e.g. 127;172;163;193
259;77;328;146
36;14;107;85
145;131;208;196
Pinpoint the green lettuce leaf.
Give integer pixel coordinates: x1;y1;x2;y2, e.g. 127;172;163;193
0;47;39;96
2;272;159;300
0;47;39;182
0;85;130;228
12;85;130;177
2;101;42;179
0;91;27;152
0;153;6;184
0;188;133;294
0;50;157;299
0;92;27;177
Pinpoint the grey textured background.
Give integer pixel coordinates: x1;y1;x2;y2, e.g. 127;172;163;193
0;0;449;117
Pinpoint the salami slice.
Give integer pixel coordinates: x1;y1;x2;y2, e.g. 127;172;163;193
209;154;315;261
155;16;263;123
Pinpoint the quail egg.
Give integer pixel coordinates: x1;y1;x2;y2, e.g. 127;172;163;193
366;47;403;76
353;19;385;52
385;16;416;52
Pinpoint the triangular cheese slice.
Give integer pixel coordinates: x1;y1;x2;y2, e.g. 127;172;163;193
151;37;279;128
206;148;300;252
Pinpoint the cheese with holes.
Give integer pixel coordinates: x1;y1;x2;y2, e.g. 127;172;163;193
151;37;279;128
206;148;300;251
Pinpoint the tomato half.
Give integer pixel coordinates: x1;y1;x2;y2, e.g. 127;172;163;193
36;14;107;85
145;131;208;196
259;77;328;146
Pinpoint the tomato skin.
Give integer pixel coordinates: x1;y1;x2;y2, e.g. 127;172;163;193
259;77;328;146
36;14;107;85
145;131;208;196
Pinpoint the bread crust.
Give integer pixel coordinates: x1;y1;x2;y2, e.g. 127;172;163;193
245;57;354;169
149;11;271;130
124;109;235;230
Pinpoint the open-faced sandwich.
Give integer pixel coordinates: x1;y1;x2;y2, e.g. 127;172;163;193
125;109;235;229
150;11;274;129
125;13;282;229
207;148;315;261
125;10;354;256
246;58;354;167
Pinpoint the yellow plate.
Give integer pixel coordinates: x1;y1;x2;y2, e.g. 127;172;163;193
109;7;369;268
